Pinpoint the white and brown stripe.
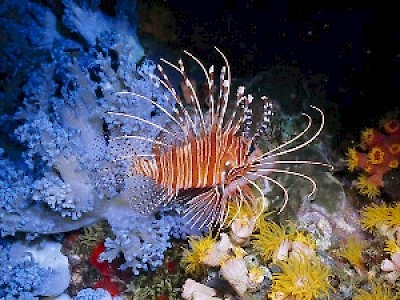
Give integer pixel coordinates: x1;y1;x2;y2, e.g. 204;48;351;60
132;126;252;193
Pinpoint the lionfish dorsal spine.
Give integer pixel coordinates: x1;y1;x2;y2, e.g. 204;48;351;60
157;61;198;137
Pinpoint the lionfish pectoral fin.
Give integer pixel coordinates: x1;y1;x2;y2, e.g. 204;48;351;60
177;188;221;229
121;175;172;215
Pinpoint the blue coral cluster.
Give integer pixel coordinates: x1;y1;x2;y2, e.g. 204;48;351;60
75;288;113;300
0;0;192;297
0;243;53;299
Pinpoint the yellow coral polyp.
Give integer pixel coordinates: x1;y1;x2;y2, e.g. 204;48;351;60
248;265;265;281
360;203;393;233
388;159;399;168
270;255;332;300
181;232;216;275
384;239;400;255
336;237;366;271
346;147;359;171
353;281;398;300
389;143;400;154
356;175;380;199
383;119;400;134
294;231;316;251
225;201;255;224
361;128;375;148
252;219;290;261
360;202;400;233
367;147;385;165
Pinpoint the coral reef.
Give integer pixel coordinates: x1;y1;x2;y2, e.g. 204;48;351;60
2;1;400;299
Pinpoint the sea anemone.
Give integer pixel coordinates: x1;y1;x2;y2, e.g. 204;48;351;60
269;255;332;300
353;281;398;300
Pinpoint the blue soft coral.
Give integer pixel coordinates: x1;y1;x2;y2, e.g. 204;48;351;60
0;0;187;285
0;244;54;299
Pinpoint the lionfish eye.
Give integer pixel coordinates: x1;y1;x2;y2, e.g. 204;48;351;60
245;143;256;159
224;161;232;173
249;143;255;154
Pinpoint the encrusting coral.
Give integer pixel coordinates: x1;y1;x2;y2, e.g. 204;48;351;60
346;118;400;198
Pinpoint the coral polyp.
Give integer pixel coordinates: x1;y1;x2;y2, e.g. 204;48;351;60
269;255;332;300
353;281;399;300
181;232;217;276
336;237;367;274
251;219;290;261
360;202;400;234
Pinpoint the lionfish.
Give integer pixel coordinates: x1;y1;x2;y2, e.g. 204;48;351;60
108;47;332;229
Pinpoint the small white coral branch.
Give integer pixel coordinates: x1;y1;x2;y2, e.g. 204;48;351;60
202;233;234;267
220;257;249;296
230;216;257;245
381;251;400;284
181;279;221;300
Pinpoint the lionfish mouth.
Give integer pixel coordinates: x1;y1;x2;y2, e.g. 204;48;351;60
106;47;333;229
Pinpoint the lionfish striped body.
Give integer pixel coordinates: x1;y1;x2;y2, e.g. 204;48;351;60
109;47;332;229
134;125;252;192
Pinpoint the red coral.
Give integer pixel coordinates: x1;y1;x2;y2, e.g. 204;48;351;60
89;242;113;276
93;277;121;297
346;118;400;198
89;242;122;296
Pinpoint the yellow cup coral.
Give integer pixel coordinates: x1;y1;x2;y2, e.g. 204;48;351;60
269;255;332;300
252;218;316;262
353;281;398;300
360;202;400;236
251;218;293;261
181;232;217;276
336;237;367;274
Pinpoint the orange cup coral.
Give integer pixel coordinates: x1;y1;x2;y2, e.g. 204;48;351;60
346;119;400;198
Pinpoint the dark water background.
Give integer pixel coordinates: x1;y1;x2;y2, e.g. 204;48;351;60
149;0;399;138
